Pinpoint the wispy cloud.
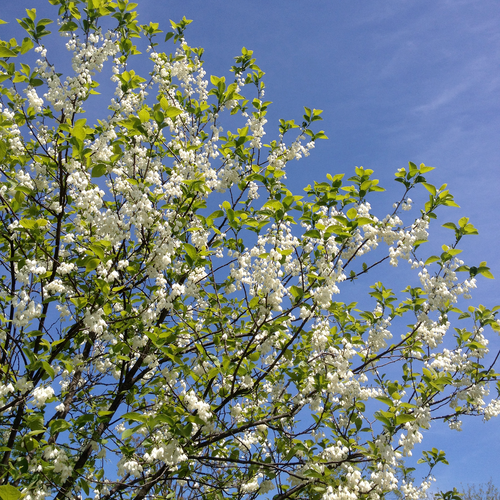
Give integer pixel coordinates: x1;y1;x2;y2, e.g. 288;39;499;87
412;54;500;115
413;81;472;114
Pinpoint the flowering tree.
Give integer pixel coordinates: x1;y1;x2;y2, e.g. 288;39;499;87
0;1;498;499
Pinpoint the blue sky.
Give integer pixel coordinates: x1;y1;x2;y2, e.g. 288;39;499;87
2;0;499;493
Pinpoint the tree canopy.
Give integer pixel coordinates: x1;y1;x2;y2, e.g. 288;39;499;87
0;1;499;499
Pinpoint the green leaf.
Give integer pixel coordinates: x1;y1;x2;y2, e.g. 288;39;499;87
184;243;198;261
374;412;392;427
91;164;107;177
27;415;44;431
160;98;183;119
248;351;260;361
396;414;416;425
49;419;71;434
419;165;435;173
59;21;78;32
41;361;55;379
122;424;144;439
376;396;393;407
425;256;440;265
79;479;90;496
421;183;436;196
357;217;373;226
206;210;223;224
151;414;175;427
178;422;193;438
303;229;321;239
478;268;494;279
20;37;34;54
159;97;169;110
289;285;304;300
346;207;357;219
164;106;183;118
0;485;22;500
85;258;100;273
72;124;86;141
138;108;150;122
122;412;148;423
97;410;114;417
463;224;479;235
210;75;221;86
0;47;17;58
19;218;48;229
262;200;284;211
26;8;36;21
90;244;105;260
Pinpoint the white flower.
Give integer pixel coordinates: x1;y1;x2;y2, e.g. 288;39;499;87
0;383;14;398
32;386;55;408
184;390;211;423
16;377;33;394
25;88;44;113
484;400;500;421
448;420;462;431
58;262;76;275
241;474;262;493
